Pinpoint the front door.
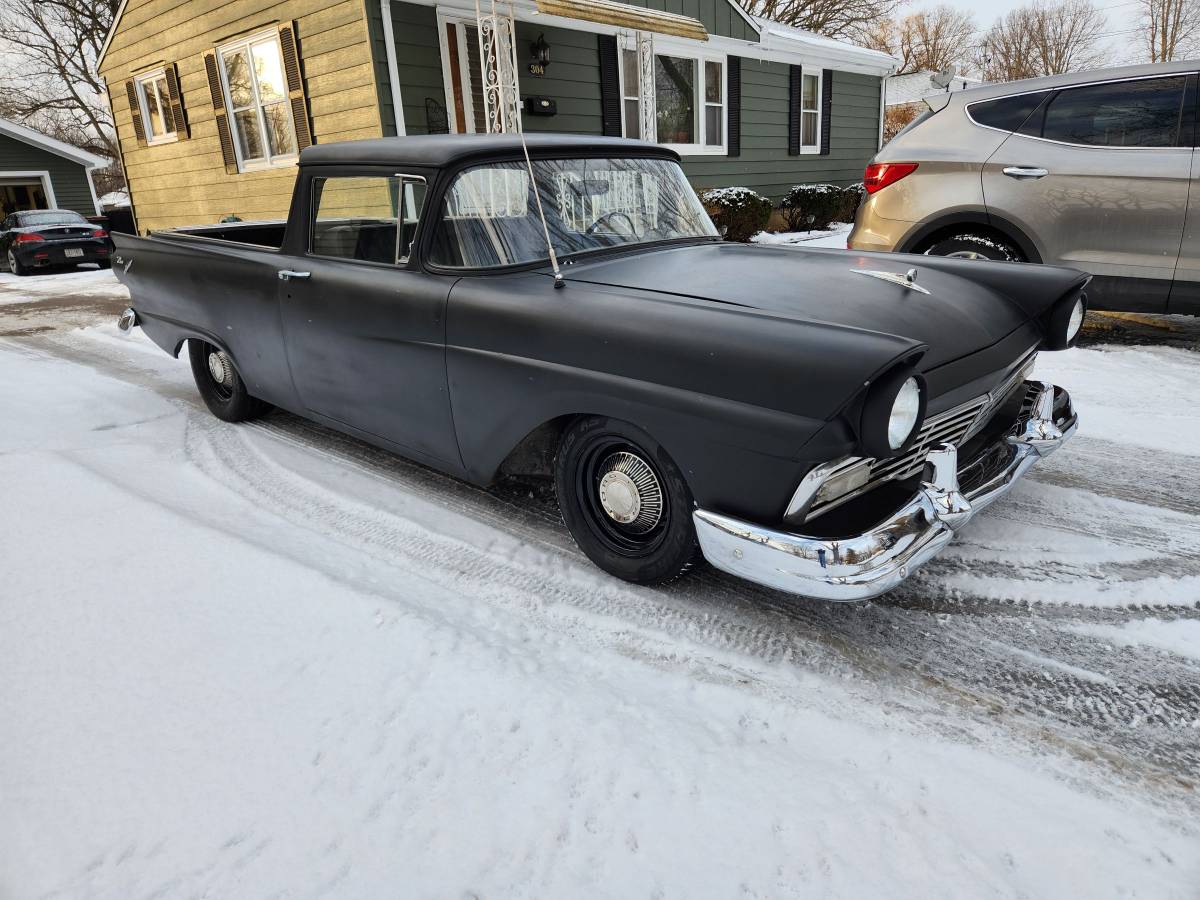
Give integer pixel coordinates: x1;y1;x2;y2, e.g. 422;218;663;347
279;171;461;467
982;74;1194;312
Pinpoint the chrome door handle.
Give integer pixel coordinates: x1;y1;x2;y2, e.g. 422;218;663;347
1002;166;1048;179
277;269;311;281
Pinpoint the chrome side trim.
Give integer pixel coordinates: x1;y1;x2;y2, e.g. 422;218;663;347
694;381;1076;602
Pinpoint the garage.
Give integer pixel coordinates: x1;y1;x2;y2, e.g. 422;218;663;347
0;117;105;219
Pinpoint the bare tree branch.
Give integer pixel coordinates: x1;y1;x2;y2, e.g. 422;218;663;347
740;0;906;43
977;0;1106;81
1139;0;1200;61
0;0;120;160
862;5;976;74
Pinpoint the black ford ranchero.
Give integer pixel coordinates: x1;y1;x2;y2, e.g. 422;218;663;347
111;134;1086;601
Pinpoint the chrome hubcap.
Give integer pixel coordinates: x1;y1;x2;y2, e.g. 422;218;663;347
597;451;662;533
207;351;232;385
947;250;982;259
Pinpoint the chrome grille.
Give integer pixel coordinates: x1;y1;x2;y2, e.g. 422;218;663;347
800;352;1039;523
806;396;990;520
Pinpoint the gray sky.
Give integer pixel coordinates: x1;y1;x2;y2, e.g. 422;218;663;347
909;0;1146;69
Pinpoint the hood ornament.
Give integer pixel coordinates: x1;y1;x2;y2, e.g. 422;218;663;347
854;267;930;295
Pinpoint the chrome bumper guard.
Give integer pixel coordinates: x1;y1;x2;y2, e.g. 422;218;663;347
693;381;1077;602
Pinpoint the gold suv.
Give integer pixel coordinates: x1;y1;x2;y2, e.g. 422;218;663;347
848;61;1200;314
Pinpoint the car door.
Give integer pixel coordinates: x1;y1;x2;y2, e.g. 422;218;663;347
278;169;462;467
982;74;1194;312
1169;88;1200;314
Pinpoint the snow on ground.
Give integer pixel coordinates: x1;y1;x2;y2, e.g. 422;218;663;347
1071;618;1200;662
1;334;1196;898
2;267;1199;898
752;223;851;249
1034;344;1200;456
0;268;129;305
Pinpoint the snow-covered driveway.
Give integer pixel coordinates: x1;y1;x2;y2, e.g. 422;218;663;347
1;270;1198;898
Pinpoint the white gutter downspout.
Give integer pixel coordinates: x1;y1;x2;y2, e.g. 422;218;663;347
381;0;407;135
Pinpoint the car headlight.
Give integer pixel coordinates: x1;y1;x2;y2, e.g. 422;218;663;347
889;376;922;450
1044;290;1087;350
1065;296;1085;343
860;366;927;458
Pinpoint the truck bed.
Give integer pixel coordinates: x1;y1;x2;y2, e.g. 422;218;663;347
159;220;287;248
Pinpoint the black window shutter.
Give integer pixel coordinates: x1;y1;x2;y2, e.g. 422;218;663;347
598;34;622;137
727;57;741;157
165;63;189;140
787;65;801;156
820;69;833;155
125;80;147;147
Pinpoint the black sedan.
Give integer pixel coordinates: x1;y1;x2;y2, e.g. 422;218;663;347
1;209;113;275
110;135;1087;601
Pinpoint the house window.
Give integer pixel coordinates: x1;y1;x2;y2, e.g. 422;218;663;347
136;70;176;144
620;48;640;140
619;38;725;155
801;72;820;152
217;31;298;170
704;60;723;147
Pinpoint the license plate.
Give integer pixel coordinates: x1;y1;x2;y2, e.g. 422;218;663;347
64;248;84;258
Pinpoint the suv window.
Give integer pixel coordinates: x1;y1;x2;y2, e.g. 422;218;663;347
1040;76;1188;147
310;175;426;265
970;93;1049;132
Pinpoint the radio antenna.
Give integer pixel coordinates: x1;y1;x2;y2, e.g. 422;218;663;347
499;0;564;287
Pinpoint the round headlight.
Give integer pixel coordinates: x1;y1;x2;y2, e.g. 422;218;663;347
1065;297;1085;343
859;366;927;458
888;376;922;450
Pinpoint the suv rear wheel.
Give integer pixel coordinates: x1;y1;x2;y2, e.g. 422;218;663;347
923;232;1023;262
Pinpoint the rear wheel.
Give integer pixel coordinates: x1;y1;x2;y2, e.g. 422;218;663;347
188;340;272;422
7;249;29;276
554;416;700;585
923;232;1023;262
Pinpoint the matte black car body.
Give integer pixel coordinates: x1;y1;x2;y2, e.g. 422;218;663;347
0;209;113;275
112;134;1086;599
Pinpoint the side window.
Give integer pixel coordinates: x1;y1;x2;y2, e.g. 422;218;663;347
310;175;426;265
970;93;1049;132
1041;77;1188;147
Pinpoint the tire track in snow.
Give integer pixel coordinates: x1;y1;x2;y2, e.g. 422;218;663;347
20;328;1200;798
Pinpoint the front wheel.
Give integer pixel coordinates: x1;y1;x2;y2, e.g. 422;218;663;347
188;340;273;422
554;417;700;585
923;232;1023;262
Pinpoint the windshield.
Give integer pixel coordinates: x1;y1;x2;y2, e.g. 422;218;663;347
20;211;88;227
428;157;717;269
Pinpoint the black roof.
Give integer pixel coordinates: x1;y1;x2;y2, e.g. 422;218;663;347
300;133;680;167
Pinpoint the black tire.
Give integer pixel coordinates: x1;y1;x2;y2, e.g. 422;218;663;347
7;249;29;276
188;339;273;422
554;416;700;586
96;259;112;270
923;232;1023;262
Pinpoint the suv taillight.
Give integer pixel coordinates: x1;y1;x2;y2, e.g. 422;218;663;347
863;162;918;194
13;233;44;243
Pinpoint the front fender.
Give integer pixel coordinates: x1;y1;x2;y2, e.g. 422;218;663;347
446;273;919;522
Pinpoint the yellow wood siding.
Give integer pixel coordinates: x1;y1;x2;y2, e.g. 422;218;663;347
101;0;383;232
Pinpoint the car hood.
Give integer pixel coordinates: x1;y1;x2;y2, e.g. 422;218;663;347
564;241;1087;370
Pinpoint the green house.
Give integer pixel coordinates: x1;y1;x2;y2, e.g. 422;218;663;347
100;0;895;232
0;118;105;220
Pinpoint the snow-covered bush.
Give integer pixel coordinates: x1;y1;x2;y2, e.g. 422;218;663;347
778;183;846;231
842;182;865;219
700;187;772;243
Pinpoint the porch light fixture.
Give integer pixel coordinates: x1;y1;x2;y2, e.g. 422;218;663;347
529;33;550;75
534;0;708;41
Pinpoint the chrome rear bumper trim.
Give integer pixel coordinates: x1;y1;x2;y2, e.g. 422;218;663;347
694;380;1076;602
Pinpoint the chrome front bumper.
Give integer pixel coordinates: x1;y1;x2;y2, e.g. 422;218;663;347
693;381;1077;602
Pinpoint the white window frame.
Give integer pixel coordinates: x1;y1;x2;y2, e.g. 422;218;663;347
135;69;177;146
618;34;726;157
800;70;821;155
215;29;299;173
